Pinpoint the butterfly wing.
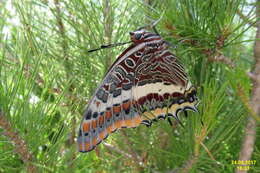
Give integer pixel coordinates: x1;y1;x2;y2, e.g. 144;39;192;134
133;48;198;125
78;33;198;153
78;44;146;152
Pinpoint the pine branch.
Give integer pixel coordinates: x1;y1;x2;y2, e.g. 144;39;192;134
165;23;234;68
0;111;37;173
236;1;260;172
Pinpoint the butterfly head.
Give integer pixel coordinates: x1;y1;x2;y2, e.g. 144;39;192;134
129;29;162;44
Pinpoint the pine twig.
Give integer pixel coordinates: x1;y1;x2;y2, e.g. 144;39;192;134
103;0;114;71
179;155;199;173
54;0;68;58
120;130;144;169
200;141;216;161
103;142;134;160
121;130;143;163
237;85;260;122
0;111;37;173
53;1;78;171
177;126;210;173
208;53;235;68
237;9;257;28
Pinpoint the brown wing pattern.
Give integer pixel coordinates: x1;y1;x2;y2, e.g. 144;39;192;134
78;30;198;152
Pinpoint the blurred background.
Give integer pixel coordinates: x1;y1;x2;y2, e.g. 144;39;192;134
0;0;259;172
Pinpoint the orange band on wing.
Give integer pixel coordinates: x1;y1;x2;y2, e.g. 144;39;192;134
137;116;142;124
107;125;113;133
79;143;83;151
124;119;132;127
105;111;112;119
132;115;142;127
154;108;163;116
115;120;122;129
120;119;126;127
99;130;106;140
85;143;90;151
82;122;90;132
111;123;117;132
98;115;104;126
113;105;121;113
91;119;98;129
122;101;131;110
92;137;97;146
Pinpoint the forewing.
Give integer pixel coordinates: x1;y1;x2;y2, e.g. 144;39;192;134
78;44;146;152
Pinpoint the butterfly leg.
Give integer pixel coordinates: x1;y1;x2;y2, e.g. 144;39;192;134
137;14;163;31
173;114;184;128
152;26;160;35
200;119;204;126
184;110;188;118
185;108;203;126
167;113;184;128
200;115;204;126
167;117;173;126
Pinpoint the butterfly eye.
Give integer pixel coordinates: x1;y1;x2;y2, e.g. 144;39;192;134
134;33;142;40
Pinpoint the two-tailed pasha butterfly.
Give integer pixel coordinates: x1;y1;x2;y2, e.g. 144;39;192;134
78;28;199;152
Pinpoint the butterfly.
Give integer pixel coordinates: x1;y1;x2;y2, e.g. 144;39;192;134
78;29;199;152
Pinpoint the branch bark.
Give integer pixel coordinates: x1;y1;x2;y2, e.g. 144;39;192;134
0;111;37;173
236;1;260;172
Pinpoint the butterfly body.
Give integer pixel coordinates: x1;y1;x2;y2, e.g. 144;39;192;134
78;30;198;152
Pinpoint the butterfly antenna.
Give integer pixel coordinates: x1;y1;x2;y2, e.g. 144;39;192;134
88;41;132;53
138;14;177;50
152;26;160;35
137;13;164;32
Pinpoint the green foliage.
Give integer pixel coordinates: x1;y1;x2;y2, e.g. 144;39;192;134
0;0;259;173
